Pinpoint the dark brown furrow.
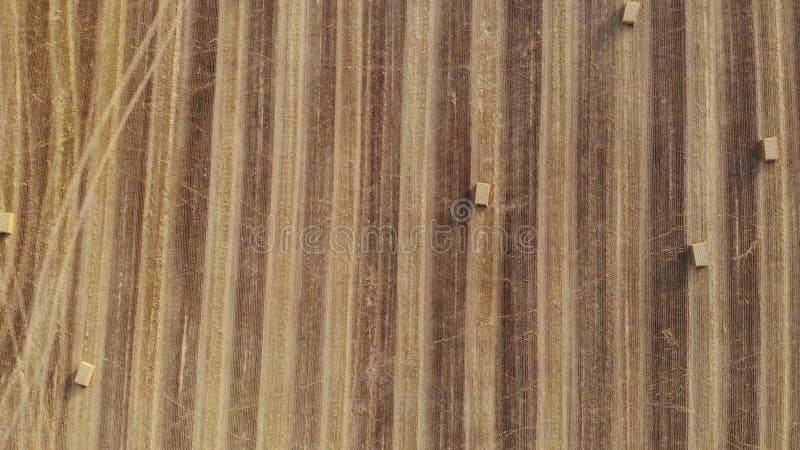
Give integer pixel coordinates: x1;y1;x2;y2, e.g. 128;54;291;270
648;0;689;448
75;0;99;147
349;0;405;447
428;2;471;448
573;1;617;447
155;1;217;445
96;3;156;448
288;1;338;447
720;2;760;448
225;1;278;447
496;0;542;448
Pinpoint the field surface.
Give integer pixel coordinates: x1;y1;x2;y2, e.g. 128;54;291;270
2;1;800;448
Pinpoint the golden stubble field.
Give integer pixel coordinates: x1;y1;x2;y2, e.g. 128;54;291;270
1;1;799;448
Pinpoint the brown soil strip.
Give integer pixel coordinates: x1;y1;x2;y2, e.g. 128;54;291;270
287;0;338;447
155;1;216;444
427;2;471;448
720;2;760;448
97;3;156;447
348;0;405;447
573;1;617;446
225;1;278;446
648;0;689;447
496;1;542;448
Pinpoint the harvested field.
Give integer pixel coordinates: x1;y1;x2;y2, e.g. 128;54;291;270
1;1;800;448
